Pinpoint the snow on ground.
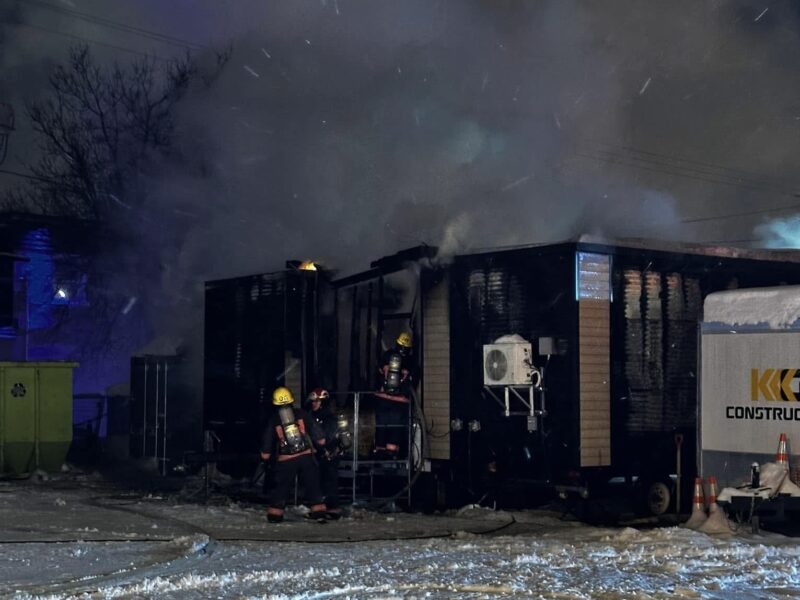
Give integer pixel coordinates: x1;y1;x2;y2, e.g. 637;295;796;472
2;483;800;599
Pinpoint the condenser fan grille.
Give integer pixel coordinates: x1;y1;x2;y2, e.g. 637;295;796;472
485;349;508;381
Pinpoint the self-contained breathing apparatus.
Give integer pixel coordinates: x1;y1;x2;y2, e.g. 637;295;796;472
306;387;352;457
272;386;309;455
335;412;353;451
382;331;412;395
277;405;309;455
384;351;404;394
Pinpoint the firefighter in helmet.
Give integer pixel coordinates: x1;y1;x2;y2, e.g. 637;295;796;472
260;387;327;522
306;387;352;519
374;331;415;458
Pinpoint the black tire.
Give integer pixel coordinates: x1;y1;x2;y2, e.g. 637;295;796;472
639;477;674;517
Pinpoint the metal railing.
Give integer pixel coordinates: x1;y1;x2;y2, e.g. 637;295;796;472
340;391;413;506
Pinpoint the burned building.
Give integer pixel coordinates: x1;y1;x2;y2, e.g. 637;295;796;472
335;238;800;512
202;238;800;511
203;262;333;476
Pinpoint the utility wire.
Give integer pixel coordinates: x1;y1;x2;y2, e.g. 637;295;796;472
16;21;170;62
22;0;207;51
575;151;800;221
576;150;800;198
586;139;800;191
576;140;800;223
591;148;799;196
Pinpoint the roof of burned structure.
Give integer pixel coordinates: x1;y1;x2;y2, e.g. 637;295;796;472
333;236;800;288
369;245;438;272
467;235;800;264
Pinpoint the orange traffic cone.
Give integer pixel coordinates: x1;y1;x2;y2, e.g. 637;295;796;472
706;476;719;513
699;475;732;535
776;433;789;470
682;476;707;530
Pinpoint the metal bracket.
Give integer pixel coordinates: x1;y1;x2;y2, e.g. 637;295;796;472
483;385;535;416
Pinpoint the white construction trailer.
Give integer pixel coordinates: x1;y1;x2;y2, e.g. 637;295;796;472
700;285;800;491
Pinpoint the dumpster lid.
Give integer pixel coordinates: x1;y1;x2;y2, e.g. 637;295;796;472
0;361;79;367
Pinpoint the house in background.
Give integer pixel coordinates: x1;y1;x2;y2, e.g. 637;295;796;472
0;212;143;396
0;213;151;464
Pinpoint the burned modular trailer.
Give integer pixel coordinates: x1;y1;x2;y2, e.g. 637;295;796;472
203;262;334;477
330;247;434;505
418;240;800;512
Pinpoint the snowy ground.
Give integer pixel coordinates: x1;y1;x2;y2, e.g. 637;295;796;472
2;477;800;599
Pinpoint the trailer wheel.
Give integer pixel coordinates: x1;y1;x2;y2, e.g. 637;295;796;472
641;478;672;516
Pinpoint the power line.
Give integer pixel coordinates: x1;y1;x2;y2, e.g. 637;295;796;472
17;21;170;62
576;150;800;198
574;147;800;223
594;148;796;195
586;139;800;191
22;0;207;51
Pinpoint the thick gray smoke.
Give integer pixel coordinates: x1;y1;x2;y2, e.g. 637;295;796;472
163;0;800;281
3;0;800;390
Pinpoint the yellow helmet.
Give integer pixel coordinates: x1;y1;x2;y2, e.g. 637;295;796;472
396;331;412;348
272;386;294;406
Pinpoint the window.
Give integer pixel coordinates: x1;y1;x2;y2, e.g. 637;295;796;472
576;252;611;301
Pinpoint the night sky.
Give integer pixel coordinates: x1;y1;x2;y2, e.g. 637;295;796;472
3;0;800;389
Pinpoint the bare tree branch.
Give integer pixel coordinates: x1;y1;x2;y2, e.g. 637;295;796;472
2;44;229;365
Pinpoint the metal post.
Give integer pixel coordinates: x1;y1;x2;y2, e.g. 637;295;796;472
163;362;169;476
142;363;148;457
34;369;40;469
204;431;210;499
675;433;684;515
352;392;360;505
407;401;412;507
540;363;547;427
539;364;548;479
23;278;29;361
300;276;307;401
676;445;682;515
154;363;160;463
504;387;510;417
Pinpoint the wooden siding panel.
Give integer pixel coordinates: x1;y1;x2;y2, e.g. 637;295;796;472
423;277;450;460
579;299;611;467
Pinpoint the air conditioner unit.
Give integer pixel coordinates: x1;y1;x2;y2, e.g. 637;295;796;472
483;342;533;386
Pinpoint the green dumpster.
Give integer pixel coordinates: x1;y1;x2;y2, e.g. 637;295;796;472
0;362;78;475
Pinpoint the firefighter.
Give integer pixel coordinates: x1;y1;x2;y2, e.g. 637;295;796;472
306;387;352;519
373;331;414;458
260;387;327;523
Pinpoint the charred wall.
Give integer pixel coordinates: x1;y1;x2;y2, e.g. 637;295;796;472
448;243;800;496
203;268;331;470
605;246;800;478
449;245;577;493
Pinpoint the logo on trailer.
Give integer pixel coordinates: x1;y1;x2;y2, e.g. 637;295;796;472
10;383;26;398
751;369;799;401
